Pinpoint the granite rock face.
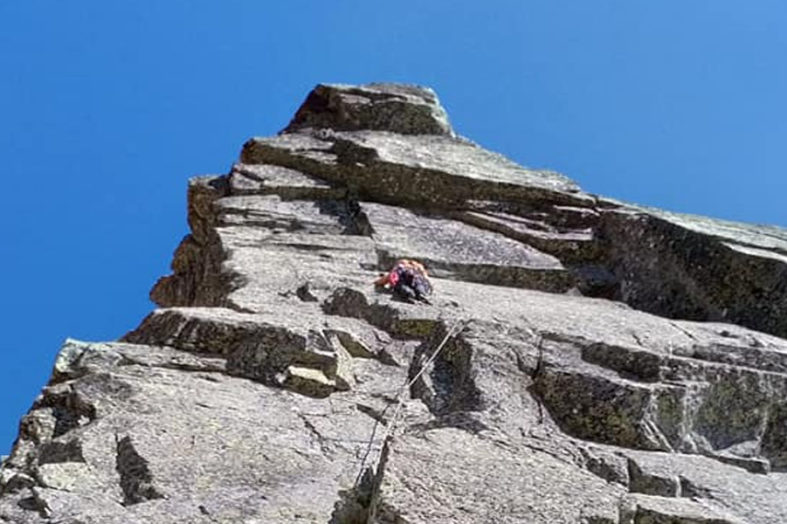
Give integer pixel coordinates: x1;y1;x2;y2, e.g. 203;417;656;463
3;83;787;523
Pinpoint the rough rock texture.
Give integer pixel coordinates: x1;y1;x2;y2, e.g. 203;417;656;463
3;82;787;523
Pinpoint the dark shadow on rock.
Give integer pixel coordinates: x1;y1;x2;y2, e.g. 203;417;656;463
408;324;483;417
115;436;165;506
315;198;374;236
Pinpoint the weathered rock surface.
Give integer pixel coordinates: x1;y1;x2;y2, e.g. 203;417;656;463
3;83;787;523
283;83;455;137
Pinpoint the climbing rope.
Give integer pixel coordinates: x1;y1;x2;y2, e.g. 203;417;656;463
353;318;467;487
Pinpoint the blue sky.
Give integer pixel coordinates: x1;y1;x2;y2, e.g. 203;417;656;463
1;1;785;454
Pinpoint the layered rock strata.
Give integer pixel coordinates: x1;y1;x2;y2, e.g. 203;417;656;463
3;83;787;523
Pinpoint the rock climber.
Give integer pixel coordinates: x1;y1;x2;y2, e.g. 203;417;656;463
374;259;432;304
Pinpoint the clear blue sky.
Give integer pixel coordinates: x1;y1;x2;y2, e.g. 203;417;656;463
2;1;785;454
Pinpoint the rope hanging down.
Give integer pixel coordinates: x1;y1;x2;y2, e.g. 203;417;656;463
353;318;466;487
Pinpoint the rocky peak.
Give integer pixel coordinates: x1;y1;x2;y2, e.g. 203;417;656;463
2;83;787;523
282;83;454;136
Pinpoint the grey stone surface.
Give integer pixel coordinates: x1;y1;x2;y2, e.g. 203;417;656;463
4;82;787;523
599;206;787;339
283;83;454;136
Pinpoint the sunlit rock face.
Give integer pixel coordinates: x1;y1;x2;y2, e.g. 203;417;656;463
3;83;787;524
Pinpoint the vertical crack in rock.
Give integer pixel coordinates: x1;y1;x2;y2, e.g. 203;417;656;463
298;413;333;457
115;436;164;506
330;437;392;524
408;322;482;419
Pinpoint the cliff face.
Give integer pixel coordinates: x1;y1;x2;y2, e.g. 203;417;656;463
3;83;787;523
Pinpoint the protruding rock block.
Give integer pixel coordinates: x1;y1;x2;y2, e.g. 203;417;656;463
620;494;745;524
283;83;454;136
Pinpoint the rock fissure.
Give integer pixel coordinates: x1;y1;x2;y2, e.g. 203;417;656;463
114;435;164;506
